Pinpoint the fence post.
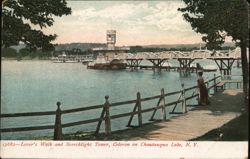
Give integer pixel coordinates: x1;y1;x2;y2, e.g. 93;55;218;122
137;92;142;127
181;84;187;113
213;74;217;93
161;88;167;121
54;101;62;140
104;95;111;136
95;106;105;135
207;81;210;95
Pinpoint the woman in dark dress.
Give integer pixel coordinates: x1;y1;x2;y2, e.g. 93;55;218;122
197;71;209;106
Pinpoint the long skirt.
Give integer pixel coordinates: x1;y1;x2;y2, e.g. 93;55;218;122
199;85;209;106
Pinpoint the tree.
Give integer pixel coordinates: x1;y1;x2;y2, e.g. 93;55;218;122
1;47;17;57
19;47;29;57
178;0;249;105
2;0;71;52
71;48;82;55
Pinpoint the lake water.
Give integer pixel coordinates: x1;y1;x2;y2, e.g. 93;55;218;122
1;60;242;139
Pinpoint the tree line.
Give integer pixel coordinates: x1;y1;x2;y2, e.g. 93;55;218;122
129;45;235;53
1;48;93;59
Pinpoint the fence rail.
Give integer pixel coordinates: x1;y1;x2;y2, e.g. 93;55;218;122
0;74;242;140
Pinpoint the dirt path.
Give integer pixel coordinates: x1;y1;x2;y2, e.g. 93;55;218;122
106;89;244;140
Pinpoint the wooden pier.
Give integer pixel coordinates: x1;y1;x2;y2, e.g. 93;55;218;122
121;49;241;74
136;65;207;72
0;75;244;140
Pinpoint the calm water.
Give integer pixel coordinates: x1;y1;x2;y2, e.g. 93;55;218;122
1;60;242;139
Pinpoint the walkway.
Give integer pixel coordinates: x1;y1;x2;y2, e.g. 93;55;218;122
115;48;241;60
109;89;244;140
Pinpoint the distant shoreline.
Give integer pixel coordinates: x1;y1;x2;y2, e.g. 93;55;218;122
1;57;50;61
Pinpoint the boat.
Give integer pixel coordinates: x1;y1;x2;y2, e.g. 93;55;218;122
82;59;94;65
51;53;94;63
51;57;79;63
203;65;217;72
190;63;217;72
87;54;127;70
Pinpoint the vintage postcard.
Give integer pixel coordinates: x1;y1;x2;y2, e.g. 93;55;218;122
1;0;249;158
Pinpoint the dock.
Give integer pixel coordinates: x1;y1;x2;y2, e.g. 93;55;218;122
132;65;216;72
115;49;242;75
105;89;244;140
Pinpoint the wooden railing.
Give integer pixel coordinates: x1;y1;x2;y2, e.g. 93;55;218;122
1;74;237;140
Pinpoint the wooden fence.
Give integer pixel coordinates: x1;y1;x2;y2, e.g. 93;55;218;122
0;74;241;140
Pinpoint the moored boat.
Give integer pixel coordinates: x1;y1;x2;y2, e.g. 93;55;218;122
190;63;217;72
203;65;217;72
87;54;127;69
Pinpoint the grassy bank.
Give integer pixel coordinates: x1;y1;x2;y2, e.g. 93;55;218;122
191;112;248;141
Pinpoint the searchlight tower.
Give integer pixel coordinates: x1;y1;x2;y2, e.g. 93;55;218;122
106;30;116;50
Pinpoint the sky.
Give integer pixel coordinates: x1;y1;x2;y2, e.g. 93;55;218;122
43;0;205;46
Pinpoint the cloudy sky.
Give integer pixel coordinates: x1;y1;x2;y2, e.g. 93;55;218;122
43;1;204;46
